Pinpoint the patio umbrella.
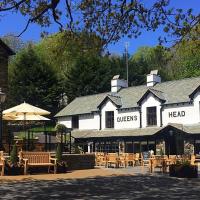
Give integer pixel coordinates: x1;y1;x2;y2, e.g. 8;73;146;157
3;102;51;150
3;102;50;116
13;114;50;121
2;114;16;120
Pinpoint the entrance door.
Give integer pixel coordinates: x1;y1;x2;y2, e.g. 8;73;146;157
166;134;184;155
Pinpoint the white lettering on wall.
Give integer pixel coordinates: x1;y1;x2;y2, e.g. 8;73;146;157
168;111;185;118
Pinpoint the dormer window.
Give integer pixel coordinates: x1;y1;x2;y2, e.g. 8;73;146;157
147;107;157;126
105;111;114;128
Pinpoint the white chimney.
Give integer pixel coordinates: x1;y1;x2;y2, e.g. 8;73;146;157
147;70;161;87
111;75;128;93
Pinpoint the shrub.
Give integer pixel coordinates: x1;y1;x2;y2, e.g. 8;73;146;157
55;124;67;133
10;144;18;164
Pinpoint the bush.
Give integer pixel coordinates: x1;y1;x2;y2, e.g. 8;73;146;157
55;124;67;133
169;163;198;178
10;144;18;164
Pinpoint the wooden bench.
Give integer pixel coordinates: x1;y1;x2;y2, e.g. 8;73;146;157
19;151;57;175
0;151;5;176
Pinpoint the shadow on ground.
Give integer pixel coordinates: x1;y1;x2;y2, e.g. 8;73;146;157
0;174;200;199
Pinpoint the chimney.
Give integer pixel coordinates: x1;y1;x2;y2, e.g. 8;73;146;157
147;70;161;87
111;75;128;93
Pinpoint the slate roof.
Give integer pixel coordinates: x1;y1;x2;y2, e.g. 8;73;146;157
72;123;200;139
72;127;163;139
55;76;200;117
97;94;122;108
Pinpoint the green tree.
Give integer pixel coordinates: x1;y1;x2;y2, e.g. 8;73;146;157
64;54;121;102
35;31;103;73
129;46;171;85
167;40;200;79
0;1;198;46
8;44;63;114
10;144;18;164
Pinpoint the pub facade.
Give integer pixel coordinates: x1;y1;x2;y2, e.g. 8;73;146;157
56;71;200;155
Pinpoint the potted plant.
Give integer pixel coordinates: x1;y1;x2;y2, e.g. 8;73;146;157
55;143;67;173
169;160;198;178
5;144;22;175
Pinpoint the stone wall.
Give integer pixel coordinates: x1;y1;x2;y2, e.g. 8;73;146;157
62;154;95;170
0;48;8;94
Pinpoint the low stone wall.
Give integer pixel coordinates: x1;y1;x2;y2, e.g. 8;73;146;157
62;154;95;170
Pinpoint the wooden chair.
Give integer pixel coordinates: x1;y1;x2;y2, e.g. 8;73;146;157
151;157;167;173
19;151;57;175
118;153;127;168
134;153;140;166
0;151;5;176
126;153;135;167
95;152;107;166
106;153;119;168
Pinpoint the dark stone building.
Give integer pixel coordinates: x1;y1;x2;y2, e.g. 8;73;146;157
0;39;15;151
0;39;15;94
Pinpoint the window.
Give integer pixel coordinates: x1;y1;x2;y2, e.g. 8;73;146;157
105;111;114;128
72;115;79;129
147;106;157;126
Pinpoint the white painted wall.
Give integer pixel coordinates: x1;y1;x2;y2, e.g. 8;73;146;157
79;113;100;130
115;110;140;129
101;99;140;129
141;93;161;127
193;91;200;123
57;116;72;128
101;100;117;129
162;103;196;125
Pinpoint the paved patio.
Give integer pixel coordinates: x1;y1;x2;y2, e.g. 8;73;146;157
0;167;200;199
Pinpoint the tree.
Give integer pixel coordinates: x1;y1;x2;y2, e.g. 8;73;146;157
129;46;171;85
167;40;200;79
8;44;63;114
10;144;18;164
64;54;121;102
35;31;103;72
0;1;199;46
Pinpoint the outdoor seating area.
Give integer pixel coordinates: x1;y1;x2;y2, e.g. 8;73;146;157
95;152;200;177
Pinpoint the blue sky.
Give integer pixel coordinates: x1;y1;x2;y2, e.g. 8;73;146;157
0;0;199;55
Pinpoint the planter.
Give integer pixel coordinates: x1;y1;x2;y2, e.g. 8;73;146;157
169;164;198;178
57;161;67;173
5;163;23;176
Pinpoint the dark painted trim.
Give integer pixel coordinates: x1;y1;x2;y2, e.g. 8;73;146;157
139;107;142;128
160;105;163;127
99;111;102;130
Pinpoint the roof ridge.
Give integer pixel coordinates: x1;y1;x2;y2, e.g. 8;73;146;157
149;88;164;93
75;91;108;99
121;75;200;91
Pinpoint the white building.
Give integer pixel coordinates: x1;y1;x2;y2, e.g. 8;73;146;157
55;71;200;155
